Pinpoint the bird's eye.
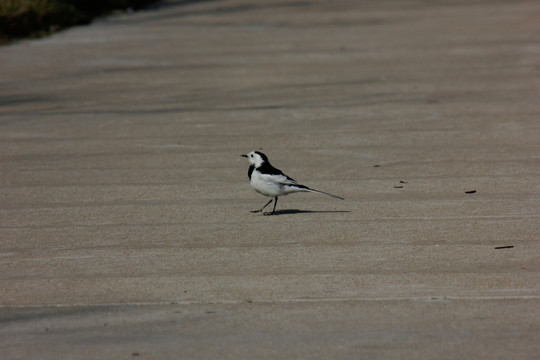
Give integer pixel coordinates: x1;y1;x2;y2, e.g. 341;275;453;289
250;154;253;157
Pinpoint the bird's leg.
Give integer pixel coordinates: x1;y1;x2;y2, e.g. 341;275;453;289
263;197;279;216
251;198;273;213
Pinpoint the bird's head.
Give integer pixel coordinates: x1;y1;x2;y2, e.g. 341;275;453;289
241;151;268;167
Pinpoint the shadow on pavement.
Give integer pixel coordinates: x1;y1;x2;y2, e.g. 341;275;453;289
268;209;351;215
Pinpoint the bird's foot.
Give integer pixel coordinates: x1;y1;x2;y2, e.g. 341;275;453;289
263;211;277;216
250;209;262;213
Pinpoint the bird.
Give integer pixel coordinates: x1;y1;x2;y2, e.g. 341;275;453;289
241;150;343;215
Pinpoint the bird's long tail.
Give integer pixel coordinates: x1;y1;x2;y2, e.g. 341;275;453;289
305;187;344;200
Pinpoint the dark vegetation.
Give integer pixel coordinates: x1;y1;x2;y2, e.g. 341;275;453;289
0;0;156;43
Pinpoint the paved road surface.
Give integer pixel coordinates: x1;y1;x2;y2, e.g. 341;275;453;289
1;0;539;358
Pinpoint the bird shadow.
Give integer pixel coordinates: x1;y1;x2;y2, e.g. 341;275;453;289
268;209;351;216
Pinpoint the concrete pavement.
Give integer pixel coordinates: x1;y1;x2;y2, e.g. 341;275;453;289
1;0;539;358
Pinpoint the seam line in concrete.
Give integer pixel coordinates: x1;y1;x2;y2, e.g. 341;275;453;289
2;295;540;309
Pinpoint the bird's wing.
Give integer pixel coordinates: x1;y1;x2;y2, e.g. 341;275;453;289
279;175;301;186
258;172;297;185
257;163;300;184
257;162;344;199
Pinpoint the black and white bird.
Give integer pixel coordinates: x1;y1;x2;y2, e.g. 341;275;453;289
241;151;343;215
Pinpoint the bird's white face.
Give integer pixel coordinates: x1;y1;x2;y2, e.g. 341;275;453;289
243;151;265;167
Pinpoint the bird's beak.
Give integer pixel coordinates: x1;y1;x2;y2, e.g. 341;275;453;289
241;154;248;158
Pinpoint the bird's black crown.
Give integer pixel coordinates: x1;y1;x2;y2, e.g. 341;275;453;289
254;151;268;163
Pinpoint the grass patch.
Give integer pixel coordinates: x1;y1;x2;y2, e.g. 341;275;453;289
0;0;155;43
